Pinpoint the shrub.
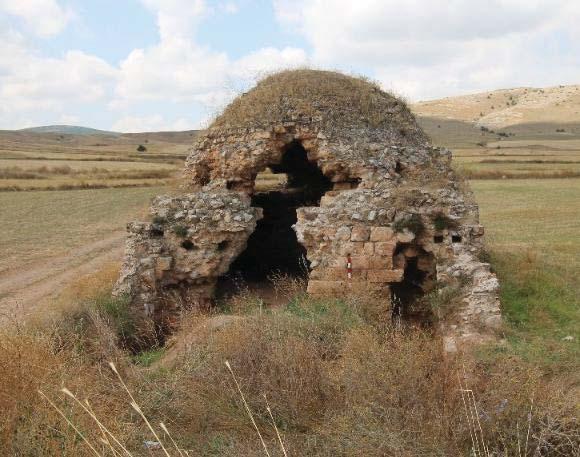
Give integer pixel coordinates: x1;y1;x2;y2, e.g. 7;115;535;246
136;144;147;152
0;288;578;455
131;347;165;367
152;215;167;225
94;294;135;341
393;214;425;236
432;212;457;231
172;224;188;237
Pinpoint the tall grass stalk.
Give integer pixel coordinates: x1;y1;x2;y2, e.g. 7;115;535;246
160;422;186;457
60;388;134;457
264;394;288;457
38;390;103;457
524;398;534;456
108;362;172;457
225;360;272;457
458;374;490;457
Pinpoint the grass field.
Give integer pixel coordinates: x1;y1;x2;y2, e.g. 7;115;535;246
471;179;580;371
0;130;193;190
418;117;580;179
418;116;580;369
0;187;164;275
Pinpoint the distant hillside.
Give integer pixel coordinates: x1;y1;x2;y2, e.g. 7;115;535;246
413;84;580;128
19;125;119;136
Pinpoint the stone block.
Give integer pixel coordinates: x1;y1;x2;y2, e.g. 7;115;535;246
254;130;272;139
350;255;371;269
337;242;365;256
320;195;336;206
396;229;415;243
367;269;405;283
156;256;173;271
368;256;392;269
323;227;337;239
470;225;485;237
350;225;371;241
393;253;407;269
375;241;396;256
330;254;370;269
370;226;394;242
335;226;351;241
351;224;371;242
307;280;346;295
312;267;345;280
363;242;375;255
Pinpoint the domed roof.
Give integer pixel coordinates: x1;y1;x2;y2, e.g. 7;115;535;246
211;69;426;141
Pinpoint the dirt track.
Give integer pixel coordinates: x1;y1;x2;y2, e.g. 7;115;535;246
0;232;125;323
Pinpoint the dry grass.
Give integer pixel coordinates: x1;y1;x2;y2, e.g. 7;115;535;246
0;130;191;191
1;289;577;456
458;169;580;179
0;159;178;190
0;187;163;274
211;69;423;136
472;178;580;272
413;84;580;128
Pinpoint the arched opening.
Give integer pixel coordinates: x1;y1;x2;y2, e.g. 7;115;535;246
391;243;436;324
217;140;332;303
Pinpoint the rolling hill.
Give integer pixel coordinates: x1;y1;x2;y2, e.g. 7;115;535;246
18;125;119;136
413;84;580;129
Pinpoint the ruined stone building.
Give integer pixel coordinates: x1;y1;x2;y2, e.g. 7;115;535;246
114;70;501;349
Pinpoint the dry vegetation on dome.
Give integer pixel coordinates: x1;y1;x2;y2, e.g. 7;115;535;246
211;69;423;135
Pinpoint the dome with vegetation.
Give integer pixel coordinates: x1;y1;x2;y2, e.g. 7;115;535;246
211;69;427;143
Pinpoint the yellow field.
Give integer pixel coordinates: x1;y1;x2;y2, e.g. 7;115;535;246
0;130;193;190
0;187;164;275
472;178;580;272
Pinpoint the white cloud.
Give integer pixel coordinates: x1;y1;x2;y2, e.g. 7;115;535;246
116;38;229;103
140;0;209;41
0;0;72;36
274;0;580;100
220;2;239;14
232;47;309;80
0;30;117;126
3;0;579;131
115;2;309;110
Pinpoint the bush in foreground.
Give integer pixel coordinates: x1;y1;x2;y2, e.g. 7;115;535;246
0;270;578;455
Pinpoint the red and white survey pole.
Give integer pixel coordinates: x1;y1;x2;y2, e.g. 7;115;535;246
346;254;353;280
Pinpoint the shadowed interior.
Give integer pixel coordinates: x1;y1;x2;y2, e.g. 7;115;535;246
217;141;332;299
391;243;436;323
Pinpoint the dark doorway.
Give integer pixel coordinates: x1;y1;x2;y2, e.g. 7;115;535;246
217;141;332;301
391;244;436;324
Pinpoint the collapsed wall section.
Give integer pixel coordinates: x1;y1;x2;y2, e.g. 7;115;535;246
114;191;261;325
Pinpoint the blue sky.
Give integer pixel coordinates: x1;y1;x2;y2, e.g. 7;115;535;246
1;0;579;132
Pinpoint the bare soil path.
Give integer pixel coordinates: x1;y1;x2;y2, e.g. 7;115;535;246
0;231;125;323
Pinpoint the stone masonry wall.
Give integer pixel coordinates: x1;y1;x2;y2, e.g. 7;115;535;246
115;70;502;349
